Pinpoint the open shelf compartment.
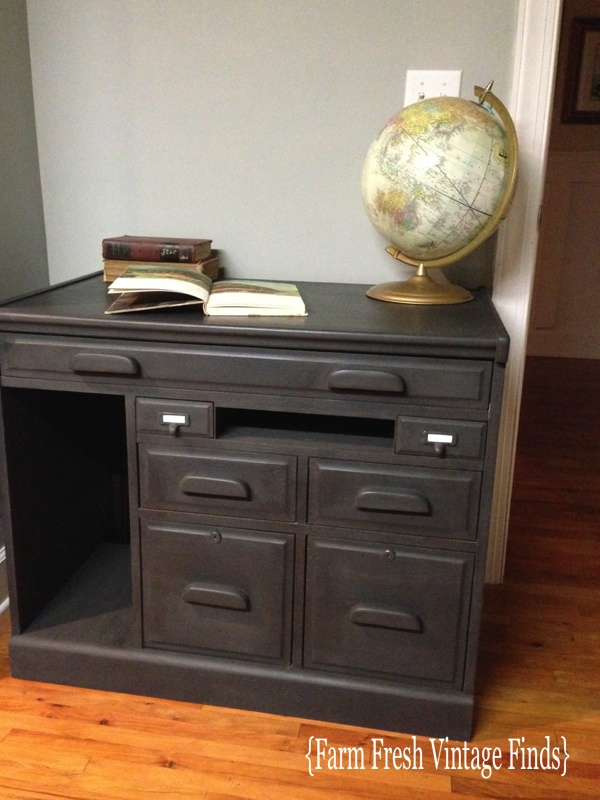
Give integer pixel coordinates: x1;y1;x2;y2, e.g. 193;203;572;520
1;387;133;641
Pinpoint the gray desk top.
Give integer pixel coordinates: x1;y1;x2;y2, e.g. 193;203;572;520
0;273;509;361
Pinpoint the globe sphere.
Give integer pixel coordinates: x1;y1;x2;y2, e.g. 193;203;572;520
361;93;515;268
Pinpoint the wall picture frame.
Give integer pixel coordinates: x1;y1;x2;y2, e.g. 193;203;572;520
562;16;600;123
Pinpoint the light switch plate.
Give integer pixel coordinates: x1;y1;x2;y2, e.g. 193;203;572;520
404;70;462;107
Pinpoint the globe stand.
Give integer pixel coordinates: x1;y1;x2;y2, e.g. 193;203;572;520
367;259;473;305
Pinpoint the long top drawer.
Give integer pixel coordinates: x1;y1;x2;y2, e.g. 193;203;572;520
1;335;493;408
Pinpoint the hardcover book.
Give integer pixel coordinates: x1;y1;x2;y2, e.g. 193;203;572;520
105;265;307;317
102;235;212;263
103;254;220;283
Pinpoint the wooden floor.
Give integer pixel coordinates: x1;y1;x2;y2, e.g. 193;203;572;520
0;356;598;799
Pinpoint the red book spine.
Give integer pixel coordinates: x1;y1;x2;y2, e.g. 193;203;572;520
102;238;210;262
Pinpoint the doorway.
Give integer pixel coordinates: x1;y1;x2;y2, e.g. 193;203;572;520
529;0;600;359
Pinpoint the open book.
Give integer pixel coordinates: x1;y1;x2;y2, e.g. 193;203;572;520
105;265;307;316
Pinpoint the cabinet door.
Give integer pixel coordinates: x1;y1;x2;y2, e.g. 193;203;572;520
141;521;294;664
304;538;474;687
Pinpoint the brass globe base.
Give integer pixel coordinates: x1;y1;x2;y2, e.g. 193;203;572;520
366;265;473;305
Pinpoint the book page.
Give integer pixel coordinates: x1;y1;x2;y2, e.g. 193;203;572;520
108;265;212;302
206;280;306;315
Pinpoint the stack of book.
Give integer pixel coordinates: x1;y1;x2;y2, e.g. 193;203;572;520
102;235;219;282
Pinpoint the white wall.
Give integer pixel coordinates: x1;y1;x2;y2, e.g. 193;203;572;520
0;0;48;298
26;0;518;285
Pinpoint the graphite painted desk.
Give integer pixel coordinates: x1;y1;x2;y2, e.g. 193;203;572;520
0;274;508;739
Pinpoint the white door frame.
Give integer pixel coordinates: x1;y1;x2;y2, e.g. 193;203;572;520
487;0;563;582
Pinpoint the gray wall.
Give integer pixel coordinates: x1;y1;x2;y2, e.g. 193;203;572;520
0;0;48;299
0;0;48;605
26;0;518;288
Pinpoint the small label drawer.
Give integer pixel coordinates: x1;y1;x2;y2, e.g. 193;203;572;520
308;459;481;540
395;416;487;460
304;538;474;686
136;397;214;439
139;445;297;521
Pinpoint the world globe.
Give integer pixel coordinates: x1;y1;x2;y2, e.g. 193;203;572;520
361;83;518;304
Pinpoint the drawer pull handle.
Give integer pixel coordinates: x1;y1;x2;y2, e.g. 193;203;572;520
70;353;140;375
180;475;250;499
327;369;405;394
183;582;250;611
161;413;190;436
354;488;430;515
350;603;423;633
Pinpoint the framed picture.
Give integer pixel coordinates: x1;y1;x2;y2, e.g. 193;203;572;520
562;17;600;123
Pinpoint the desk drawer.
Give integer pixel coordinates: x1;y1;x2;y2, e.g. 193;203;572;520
136;397;214;439
304;538;473;686
308;459;480;540
139;445;297;521
395;416;487;460
2;335;492;407
141;521;294;663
